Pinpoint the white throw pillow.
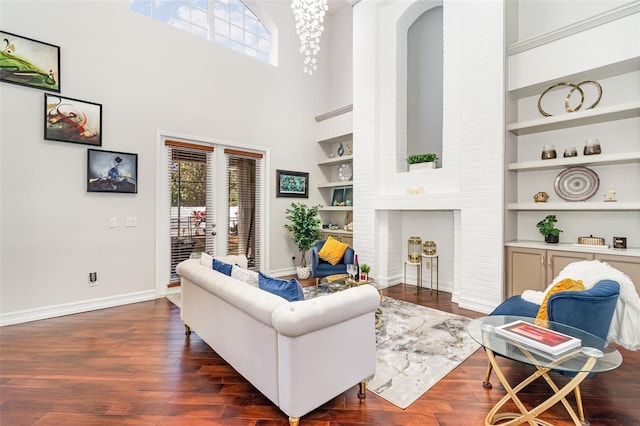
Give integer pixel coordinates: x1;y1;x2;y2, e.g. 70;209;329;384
231;265;259;287
200;252;214;269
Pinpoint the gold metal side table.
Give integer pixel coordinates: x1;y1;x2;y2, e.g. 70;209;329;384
403;260;422;287
422;254;439;294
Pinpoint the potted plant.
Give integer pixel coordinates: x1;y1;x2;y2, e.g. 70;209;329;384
536;214;563;243
360;263;371;282
284;202;322;278
407;153;439;170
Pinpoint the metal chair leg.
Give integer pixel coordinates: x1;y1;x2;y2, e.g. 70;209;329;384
483;361;493;389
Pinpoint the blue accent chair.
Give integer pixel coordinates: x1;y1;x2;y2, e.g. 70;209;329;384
310;240;355;290
485;279;620;422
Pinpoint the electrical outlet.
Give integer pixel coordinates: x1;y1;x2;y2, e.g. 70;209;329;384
89;272;97;286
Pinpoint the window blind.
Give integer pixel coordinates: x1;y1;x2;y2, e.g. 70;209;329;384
166;140;214;284
225;148;263;270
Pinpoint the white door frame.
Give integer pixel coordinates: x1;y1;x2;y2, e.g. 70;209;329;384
154;129;270;297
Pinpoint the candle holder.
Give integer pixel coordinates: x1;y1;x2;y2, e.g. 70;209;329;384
423;241;436;256
408;236;422;263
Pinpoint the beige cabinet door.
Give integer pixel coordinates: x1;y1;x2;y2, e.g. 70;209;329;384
546;250;594;282
594;254;640;294
506;247;546;296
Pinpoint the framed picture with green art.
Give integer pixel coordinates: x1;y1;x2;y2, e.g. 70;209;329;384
0;31;60;92
276;170;308;198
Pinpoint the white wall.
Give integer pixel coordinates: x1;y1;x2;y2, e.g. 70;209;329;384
0;0;332;322
516;0;632;42
327;5;353;111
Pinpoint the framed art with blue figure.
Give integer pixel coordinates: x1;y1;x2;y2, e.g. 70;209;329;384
87;149;138;194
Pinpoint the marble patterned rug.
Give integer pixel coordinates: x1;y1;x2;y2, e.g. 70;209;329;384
168;286;480;410
368;295;480;409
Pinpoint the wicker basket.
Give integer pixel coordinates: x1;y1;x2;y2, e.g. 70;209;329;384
577;236;606;246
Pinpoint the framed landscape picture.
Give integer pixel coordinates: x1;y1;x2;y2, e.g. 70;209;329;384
0;31;60;92
44;94;102;146
276;170;308;198
87;149;138;194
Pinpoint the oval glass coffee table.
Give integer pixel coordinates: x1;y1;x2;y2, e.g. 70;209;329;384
467;315;622;426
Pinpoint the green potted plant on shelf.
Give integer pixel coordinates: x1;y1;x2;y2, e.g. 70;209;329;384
536;214;563;244
360;263;371;282
284;202;322;279
407;153;439;170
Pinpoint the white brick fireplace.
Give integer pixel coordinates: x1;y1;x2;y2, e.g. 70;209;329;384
352;0;505;314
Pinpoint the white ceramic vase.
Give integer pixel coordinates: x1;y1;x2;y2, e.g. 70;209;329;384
296;266;311;279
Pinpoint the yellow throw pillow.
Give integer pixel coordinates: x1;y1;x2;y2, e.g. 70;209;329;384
536;278;585;323
317;236;349;266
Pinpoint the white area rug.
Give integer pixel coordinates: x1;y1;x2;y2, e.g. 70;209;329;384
167;287;480;410
369;295;480;409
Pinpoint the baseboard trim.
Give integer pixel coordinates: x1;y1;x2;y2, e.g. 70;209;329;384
0;290;157;327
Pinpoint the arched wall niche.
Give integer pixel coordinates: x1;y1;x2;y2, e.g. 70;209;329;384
395;0;444;172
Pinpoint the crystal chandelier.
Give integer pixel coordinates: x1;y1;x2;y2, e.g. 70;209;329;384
291;0;328;75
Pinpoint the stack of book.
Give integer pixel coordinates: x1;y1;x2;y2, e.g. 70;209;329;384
495;320;582;359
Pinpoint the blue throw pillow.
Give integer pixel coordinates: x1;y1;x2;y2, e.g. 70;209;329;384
213;258;233;276
258;272;304;302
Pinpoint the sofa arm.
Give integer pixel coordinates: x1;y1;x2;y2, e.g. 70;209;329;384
310;245;321;276
342;247;355;265
271;285;380;337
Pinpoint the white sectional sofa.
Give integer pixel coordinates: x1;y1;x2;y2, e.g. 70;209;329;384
176;256;380;425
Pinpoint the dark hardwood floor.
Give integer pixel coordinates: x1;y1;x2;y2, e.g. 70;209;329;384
1;282;638;425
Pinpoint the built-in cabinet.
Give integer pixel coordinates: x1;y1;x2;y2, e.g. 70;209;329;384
504;10;640;297
506;244;640;297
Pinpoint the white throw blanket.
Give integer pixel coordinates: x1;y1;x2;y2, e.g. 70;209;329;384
521;260;640;351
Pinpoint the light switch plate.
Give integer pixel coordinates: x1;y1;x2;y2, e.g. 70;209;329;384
125;217;137;227
109;218;117;228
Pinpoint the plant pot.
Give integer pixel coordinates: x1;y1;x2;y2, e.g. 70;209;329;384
296;266;311;279
545;235;559;244
409;162;436;171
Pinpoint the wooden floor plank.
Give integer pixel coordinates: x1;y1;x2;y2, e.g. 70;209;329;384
1;283;638;425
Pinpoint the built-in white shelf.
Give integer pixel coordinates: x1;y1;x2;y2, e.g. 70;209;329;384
507;101;640;136
320;229;352;235
317;154;353;166
505;240;640;257
508;151;640;172
317;181;353;188
507;202;640;211
317;132;353;145
319;206;353;212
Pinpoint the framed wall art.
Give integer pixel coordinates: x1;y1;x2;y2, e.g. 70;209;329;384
276;170;308;198
87;149;138;194
331;186;353;207
45;94;102;146
0;31;60;92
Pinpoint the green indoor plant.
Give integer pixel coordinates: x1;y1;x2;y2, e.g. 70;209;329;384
360;263;371;281
284;202;322;277
536;214;563;243
407;153;439;170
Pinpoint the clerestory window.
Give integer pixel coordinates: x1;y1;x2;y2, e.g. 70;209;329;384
130;0;274;65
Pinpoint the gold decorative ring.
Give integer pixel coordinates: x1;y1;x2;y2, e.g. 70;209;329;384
537;80;602;117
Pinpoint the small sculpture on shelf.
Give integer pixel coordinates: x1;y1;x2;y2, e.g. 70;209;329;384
604;187;617;202
534;192;549;203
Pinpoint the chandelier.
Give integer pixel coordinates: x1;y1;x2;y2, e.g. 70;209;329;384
291;0;328;75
